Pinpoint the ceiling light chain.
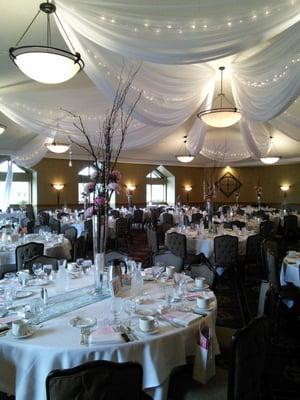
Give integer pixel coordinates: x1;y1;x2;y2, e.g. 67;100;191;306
176;135;194;163
260;135;281;164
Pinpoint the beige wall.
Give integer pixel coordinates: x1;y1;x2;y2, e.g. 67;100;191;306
32;158;300;208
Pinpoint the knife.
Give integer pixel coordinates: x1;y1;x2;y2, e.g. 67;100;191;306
119;326;131;342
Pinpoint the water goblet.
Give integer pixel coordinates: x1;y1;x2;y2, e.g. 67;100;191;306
110;296;123;325
3;272;16;283
17;270;30;288
4;285;16;309
32;263;43;281
82;259;92;274
123;298;137;327
43;264;53;280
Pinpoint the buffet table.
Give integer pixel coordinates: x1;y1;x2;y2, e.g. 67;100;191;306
0;271;219;400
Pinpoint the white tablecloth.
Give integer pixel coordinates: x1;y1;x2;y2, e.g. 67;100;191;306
0;211;26;225
0;235;71;268
166;228;253;258
0;275;219;400
280;255;300;287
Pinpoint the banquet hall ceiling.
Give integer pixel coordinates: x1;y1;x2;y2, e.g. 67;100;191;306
0;0;300;168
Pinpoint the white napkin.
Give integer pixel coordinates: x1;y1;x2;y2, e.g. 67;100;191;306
89;326;123;345
163;310;202;327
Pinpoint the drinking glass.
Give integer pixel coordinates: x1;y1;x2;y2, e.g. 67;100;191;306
43;264;53;280
110;296;123;325
4;285;16;309
82;259;92;274
32;263;43;279
17;270;30;288
123;298;137;327
3;272;16;283
29;298;44;319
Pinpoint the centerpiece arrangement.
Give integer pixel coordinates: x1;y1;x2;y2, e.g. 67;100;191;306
255;185;263;210
203;180;217;217
67;67;141;291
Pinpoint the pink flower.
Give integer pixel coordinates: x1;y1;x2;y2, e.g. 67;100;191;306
84;182;95;194
94;196;106;206
84;206;94;218
108;182;120;193
109;170;122;183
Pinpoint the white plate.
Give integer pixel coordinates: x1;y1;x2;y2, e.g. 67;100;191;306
30;279;50;287
143;276;155;281
135;326;160;335
7;327;35;339
69;316;97;329
15;290;34;299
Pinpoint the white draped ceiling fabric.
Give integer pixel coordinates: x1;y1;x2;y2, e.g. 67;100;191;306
0;0;299;167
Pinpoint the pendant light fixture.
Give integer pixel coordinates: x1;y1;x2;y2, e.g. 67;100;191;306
9;1;84;84
46;139;70;154
260;135;280;165
0;124;6;135
176;136;194;163
197;66;241;128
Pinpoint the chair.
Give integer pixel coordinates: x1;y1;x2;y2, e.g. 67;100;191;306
26;220;35;234
214;235;239;274
15;242;44;270
38;210;50;226
24;255;58;272
25;204;35;222
166;232;186;260
232;220;246;229
162;212;174;225
57;212;69;220
110;209;120;219
259;220;274;237
266;249;300;334
63;226;78;247
191;213;203;224
189;261;216;289
133;209;144;230
72;236;86;261
115;217;130;249
49;217;61;234
283;215;298;246
153;252;184;272
46;360;152;400
243;233;264;282
227;316;270;400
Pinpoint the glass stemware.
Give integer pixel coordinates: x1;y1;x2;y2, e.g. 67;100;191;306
123;298;137;327
17;270;30;288
32;263;43;281
43;264;53;280
110;296;123;325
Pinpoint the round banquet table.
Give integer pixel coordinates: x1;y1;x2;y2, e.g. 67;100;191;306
0;234;71;269
0;273;219;400
166;227;254;258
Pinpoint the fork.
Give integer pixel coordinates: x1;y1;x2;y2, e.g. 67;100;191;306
124;326;139;341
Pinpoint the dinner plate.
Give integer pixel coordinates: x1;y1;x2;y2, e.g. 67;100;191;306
135;326;160;335
7;327;35;339
143;276;155;281
188;284;210;292
136;308;156;317
30;279;50;287
15;290;34;299
69;316;97;329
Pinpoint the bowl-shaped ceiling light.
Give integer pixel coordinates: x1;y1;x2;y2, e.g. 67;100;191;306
9;1;84;84
0;124;6;135
176;136;194;163
197;66;241;128
260;136;280;165
47;140;70;154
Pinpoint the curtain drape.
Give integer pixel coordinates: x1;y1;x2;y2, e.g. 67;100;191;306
1;160;13;212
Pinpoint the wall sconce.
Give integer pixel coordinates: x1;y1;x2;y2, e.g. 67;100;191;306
280;184;290;200
184;186;192;202
51;183;65;205
127;184;136;191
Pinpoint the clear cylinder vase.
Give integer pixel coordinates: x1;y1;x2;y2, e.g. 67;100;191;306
92;214;107;294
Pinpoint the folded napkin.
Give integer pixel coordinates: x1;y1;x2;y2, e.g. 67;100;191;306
89;326;123;345
0;315;19;324
185;291;214;301
162;310;202;327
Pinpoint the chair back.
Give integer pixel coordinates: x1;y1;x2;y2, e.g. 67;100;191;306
259;220;274;237
38;210;50;226
162;212;173;225
25;204;35;222
49;217;61;234
46;360;146;400
214;235;238;268
245;233;264;265
26;220;35;234
147;225;159;255
72;236;86;261
232;220;246;229
110;209;120;219
24;255;58;272
190;262;216;288
133;209;143;223
153;252;183;272
228;316;269;400
266;248;280;290
15;242;44;270
191;213;202;224
115;217;128;236
63;226;78;246
166;232;187;259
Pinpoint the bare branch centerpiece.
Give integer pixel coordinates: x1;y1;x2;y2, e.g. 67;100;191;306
66;67;141;293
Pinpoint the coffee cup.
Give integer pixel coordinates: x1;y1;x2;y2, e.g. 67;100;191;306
195;277;205;288
139;316;158;332
11;319;29;337
288;251;297;257
196;296;209;309
67;262;78;272
166;266;175;278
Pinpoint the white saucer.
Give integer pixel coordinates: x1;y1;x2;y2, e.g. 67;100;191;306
143;276;155;281
15;290;34;299
30;279;50;287
7;327;35;339
136;308;156;317
135;326;159;335
193;302;215;313
69;316;97;329
188;284;210;292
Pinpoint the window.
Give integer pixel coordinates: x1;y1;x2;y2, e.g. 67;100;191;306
0;161;31;205
146;168;167;204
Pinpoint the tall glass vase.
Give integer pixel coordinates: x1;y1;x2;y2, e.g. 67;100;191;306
206;199;214;219
92;214;107;294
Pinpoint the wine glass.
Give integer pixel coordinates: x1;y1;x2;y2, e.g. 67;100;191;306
43;264;53;280
17;270;30;289
32;263;43;281
110;296;123;325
